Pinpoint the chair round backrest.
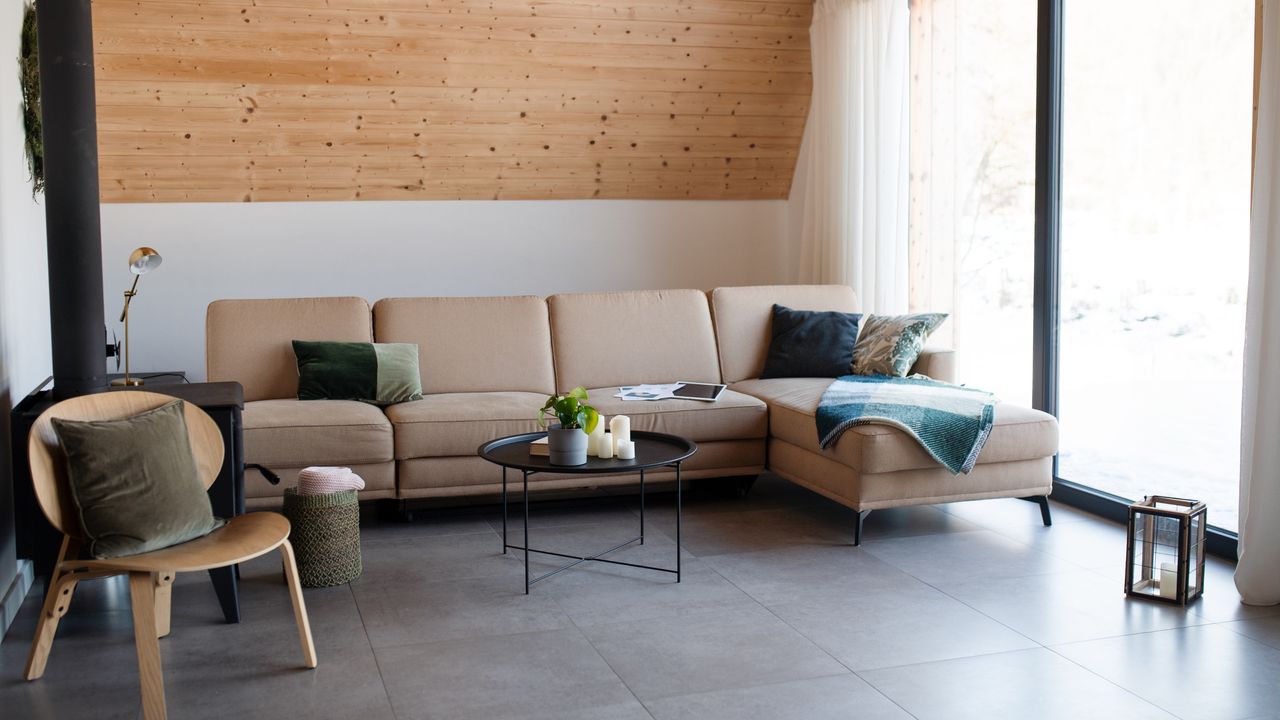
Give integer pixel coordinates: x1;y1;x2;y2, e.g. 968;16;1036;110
28;390;225;536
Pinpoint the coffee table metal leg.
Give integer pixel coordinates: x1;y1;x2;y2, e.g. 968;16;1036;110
501;467;508;554
639;468;646;544
676;461;682;583
523;469;530;595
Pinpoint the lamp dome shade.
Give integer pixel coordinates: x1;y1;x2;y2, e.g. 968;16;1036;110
127;247;162;275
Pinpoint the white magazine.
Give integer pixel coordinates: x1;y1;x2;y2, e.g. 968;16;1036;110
615;383;684;401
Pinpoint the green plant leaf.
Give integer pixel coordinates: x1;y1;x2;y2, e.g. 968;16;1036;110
568;386;589;402
581;407;600;434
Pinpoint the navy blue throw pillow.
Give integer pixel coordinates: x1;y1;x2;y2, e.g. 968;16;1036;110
760;304;862;379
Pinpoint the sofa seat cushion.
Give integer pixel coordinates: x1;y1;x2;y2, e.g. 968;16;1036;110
385;392;548;460
731;378;1057;474
243;399;394;467
583;388;767;443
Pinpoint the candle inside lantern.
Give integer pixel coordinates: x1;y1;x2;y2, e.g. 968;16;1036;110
597;432;614;459
610;415;631;448
1159;562;1178;599
616;439;636;460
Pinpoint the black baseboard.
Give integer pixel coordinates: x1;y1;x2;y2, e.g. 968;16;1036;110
1052;478;1238;561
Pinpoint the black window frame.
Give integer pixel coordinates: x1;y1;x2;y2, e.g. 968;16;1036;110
1033;0;1239;560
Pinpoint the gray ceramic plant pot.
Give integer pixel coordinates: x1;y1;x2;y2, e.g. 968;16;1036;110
546;426;589;466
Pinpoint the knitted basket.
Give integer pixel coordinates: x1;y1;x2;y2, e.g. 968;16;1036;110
282;488;362;588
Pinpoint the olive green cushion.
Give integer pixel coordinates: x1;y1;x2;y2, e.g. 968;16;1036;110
51;400;224;560
293;340;423;405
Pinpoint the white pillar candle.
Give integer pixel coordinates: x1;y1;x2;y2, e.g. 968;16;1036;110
588;416;607;456
616;439;636;460
609;415;631;446
1159;562;1178;599
597;432;614;459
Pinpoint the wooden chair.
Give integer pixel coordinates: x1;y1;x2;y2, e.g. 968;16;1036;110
23;391;317;720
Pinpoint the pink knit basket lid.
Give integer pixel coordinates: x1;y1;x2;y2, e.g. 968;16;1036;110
296;466;366;495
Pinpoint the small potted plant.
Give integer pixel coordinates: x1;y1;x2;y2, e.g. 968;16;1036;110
537;386;600;466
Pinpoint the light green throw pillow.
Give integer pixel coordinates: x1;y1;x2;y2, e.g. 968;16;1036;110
851;313;948;377
51;400;225;559
294;340;423;405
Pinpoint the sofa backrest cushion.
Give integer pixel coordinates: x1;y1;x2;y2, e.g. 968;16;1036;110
206;297;372;402
711;285;861;384
373;296;555;395
547;290;722;391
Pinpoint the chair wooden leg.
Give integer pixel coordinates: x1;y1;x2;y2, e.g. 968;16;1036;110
129;572;167;720
24;536;82;680
279;540;317;669
154;572;175;639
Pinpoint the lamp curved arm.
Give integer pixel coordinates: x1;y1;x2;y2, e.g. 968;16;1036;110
118;273;141;323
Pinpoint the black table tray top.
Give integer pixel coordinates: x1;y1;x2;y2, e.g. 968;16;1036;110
477;430;696;473
478;430;696;593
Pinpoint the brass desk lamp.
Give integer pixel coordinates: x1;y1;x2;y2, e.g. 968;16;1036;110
111;246;163;387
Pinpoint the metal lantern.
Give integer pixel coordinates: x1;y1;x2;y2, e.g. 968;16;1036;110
1124;495;1207;605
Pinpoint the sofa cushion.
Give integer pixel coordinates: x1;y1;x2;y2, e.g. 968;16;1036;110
732;378;1057;473
385;392;548;459
243;399;393;467
761;305;862;379
548;290;722;391
207;297;372;402
584;388;767;443
293;340;423;405
852;313;949;377
373;296;555;395
711;285;861;384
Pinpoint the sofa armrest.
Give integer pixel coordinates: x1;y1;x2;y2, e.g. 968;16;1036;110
910;347;956;383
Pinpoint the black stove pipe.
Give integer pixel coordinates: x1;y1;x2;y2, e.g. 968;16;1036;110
36;0;106;397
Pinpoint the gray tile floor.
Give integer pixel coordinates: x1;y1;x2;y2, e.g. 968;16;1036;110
2;474;1278;720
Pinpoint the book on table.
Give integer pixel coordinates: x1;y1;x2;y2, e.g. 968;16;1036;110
529;436;549;456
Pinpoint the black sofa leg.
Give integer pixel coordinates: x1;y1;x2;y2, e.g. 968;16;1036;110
853;510;872;546
736;474;759;498
1019;496;1053;526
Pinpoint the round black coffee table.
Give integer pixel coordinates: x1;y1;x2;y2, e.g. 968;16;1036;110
478;431;696;593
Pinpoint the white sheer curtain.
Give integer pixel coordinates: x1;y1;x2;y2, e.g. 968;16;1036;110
796;0;910;314
1236;0;1280;606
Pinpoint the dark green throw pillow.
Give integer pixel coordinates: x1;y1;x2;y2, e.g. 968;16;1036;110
293;340;423;405
51;400;224;560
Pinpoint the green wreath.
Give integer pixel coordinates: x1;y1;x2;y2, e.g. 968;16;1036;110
20;2;42;195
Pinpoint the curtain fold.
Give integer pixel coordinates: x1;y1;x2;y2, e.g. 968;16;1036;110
797;0;910;314
1236;0;1280;606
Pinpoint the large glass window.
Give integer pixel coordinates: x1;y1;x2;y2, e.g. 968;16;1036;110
1057;1;1254;531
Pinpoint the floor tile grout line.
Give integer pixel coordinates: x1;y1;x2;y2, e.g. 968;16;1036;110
699;559;923;719
1218;619;1280;652
559;612;659;720
1041;641;1191;720
347;580;405;720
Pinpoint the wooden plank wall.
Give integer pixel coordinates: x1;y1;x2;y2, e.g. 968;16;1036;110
91;0;814;202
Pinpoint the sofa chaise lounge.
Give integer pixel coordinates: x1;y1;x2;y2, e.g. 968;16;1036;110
205;285;1058;543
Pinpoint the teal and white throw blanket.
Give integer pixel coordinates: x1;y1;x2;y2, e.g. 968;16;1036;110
816;375;995;474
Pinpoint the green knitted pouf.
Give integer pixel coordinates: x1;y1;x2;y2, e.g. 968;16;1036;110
282;488;361;588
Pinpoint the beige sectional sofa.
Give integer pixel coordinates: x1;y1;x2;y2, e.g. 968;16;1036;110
206;285;1058;543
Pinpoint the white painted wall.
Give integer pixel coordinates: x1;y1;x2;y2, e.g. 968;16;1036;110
0;0;50;399
100;199;792;382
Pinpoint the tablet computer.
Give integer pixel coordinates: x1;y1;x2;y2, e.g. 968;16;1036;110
672;382;727;402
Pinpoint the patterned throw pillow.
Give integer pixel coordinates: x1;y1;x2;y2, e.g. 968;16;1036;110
851;313;948;377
